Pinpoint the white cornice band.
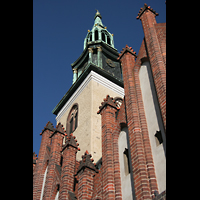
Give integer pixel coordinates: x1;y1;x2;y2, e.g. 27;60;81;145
56;70;124;122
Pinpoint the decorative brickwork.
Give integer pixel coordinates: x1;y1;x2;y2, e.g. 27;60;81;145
97;95;118;199
60;131;79;200
33;152;38;171
136;3;159;19
33;121;54;200
137;3;166;131
76;150;98;200
43;123;65;200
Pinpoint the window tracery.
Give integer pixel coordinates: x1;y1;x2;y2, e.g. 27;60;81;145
66;104;78;136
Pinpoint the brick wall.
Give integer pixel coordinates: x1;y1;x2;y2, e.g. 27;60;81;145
60;132;79;200
33;122;54;200
119;47;153;199
97;95;118;199
133;41;159;197
43;123;64;200
137;4;166;131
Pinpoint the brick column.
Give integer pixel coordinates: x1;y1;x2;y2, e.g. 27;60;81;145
137;3;166;130
119;46;152;199
76;150;98;200
43;123;64;200
97;95;119;199
134;40;159;197
33;121;54;200
59;132;80;200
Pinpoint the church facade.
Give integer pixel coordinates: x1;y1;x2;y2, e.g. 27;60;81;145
33;4;166;200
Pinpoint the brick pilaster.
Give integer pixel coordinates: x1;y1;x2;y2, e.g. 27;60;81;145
43;123;65;200
137;3;166;130
59;132;80;200
76;150;98;200
119;46;152;199
33;121;54;200
134;40;159;197
97;95;119;199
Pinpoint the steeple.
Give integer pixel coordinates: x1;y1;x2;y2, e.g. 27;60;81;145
52;8;124;163
84;10;114;49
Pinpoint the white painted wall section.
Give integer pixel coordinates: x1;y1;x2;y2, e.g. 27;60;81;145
118;128;133;200
139;61;166;193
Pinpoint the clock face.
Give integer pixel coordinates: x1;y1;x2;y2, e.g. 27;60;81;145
106;58;115;68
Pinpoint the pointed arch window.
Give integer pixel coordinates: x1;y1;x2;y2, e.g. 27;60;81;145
95;30;98;41
102;32;105;42
66;104;78;135
87;32;92;42
40;161;48;200
107;36;111;45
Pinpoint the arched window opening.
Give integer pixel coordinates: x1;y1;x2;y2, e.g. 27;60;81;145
107;36;111;45
90;34;92;41
123;148;131;175
66;104;78;136
40;162;48;200
95;30;98;41
118;127;133;199
55;184;60;200
102;32;105;42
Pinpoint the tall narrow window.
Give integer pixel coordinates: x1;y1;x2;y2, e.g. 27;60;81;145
74;112;78;130
40;163;48;200
55;191;59;200
66;104;78;136
70;117;73;134
123;148;131;175
102;32;105;42
55;185;59;200
95;30;98;41
107;36;111;45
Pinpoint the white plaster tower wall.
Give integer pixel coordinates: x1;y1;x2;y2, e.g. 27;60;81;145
56;71;124;162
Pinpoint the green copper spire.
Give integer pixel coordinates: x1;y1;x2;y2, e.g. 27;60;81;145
93;9;104;28
83;10;115;49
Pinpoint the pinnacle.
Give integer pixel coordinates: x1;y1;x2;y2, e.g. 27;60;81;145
40;121;55;135
62;131;80;152
136;3;159;19
117;45;137;60
97;95;118;114
55;122;66;134
76;150;98;174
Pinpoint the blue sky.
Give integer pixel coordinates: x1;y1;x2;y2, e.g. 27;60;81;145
33;0;166;156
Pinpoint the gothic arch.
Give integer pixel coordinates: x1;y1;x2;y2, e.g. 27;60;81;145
66;103;79;135
95;29;99;41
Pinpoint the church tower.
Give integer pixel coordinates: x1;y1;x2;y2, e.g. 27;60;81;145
52;10;124;162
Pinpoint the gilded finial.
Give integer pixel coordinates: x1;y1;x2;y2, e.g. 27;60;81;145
94;9;102;19
95;9;100;14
